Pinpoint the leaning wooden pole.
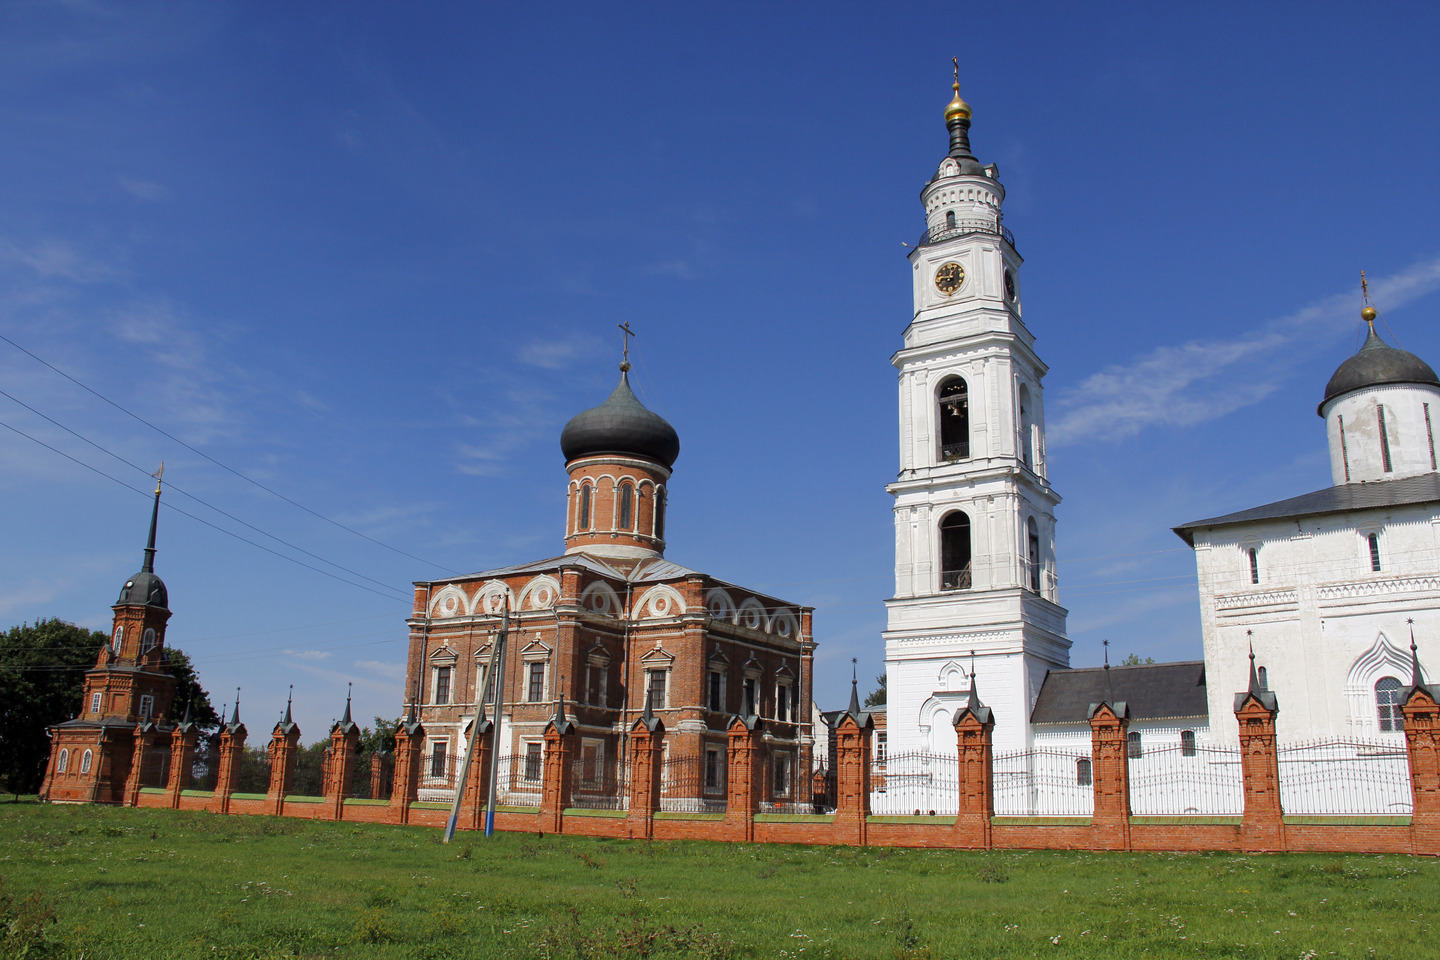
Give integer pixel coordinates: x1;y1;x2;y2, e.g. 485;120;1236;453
443;600;508;842
483;602;510;837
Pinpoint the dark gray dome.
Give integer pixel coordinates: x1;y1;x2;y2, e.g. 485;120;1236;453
1320;328;1440;413
560;373;680;468
117;570;168;609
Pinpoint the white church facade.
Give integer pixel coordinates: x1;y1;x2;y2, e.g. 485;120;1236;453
877;80;1440;818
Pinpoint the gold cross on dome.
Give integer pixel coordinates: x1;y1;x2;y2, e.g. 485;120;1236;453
618;321;635;364
953;57;959;86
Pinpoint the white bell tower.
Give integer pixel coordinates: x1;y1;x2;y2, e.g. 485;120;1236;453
882;74;1070;757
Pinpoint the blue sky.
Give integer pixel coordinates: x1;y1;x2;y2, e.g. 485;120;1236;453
3;1;1439;741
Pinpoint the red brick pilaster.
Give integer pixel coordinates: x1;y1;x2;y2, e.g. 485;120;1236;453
165;724;197;808
323;721;360;822
209;724;247;815
953;705;994;849
626;716;664;839
458;720;493;833
122;724;156;807
265;721;301;817
1401;686;1440;853
369;752;386;800
1088;702;1131;850
833;712;872;846
389;715;425;824
1235;693;1285;852
540;719;577;834
723;716;764;841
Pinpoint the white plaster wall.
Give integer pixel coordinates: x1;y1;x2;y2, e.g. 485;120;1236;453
1323;384;1440;483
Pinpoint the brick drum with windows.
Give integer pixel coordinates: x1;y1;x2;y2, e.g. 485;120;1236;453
41;482;179;803
403;359;816;812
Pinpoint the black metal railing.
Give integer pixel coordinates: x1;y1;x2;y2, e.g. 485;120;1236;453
941;567;972;591
940;441;969;461
919;219;1015;249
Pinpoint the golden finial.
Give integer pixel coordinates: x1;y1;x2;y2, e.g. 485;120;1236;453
152;461;164;495
946;57;971;123
1361;271;1377;326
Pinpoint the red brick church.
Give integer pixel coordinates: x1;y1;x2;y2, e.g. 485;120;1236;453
404;355;817;811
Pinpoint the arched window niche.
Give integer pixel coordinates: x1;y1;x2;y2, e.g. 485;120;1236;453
654;488;666;540
1018;382;1034;470
945;209;957;231
939;511;972;591
578;484;592;531
938;377;970;462
618;482;634;530
1026;517;1041;592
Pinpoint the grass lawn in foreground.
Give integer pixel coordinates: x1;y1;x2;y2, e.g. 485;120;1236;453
0;800;1437;959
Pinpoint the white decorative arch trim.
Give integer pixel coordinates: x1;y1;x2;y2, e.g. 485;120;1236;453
518;575;561;611
770;607;799;639
475;580;515;615
937;660;965;690
429;584;470;619
637;584;686;619
737;597;767;631
1345;632;1413;734
580;581;621;616
705;588;736;623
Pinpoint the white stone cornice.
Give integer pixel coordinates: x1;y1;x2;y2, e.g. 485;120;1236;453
1214;589;1300;612
1316;574;1440;604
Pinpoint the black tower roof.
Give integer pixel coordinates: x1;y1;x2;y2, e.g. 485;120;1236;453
1321;325;1439;414
560;370;680;469
117;482;168;610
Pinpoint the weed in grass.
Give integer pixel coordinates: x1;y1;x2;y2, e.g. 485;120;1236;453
615;875;638;898
364;886;398;908
0;879;60;959
353;906;398;944
577;851;605;870
976;859;1008;883
455;841;473;861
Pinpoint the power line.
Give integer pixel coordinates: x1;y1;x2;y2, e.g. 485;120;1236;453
0;416;412;603
0;386;405;595
0;331;460;575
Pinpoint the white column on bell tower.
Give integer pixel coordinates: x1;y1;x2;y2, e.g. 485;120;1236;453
881;74;1070;759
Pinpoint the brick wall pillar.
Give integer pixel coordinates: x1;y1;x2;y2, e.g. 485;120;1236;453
164;724;197;808
458;719;494;833
389;714;425;825
1401;685;1440;853
265;721;301;817
323;721;361;822
833;711;872;846
1088;702;1131;851
540;715;577;834
122;724;156;807
953;702;994;850
1235;691;1285;852
209;723;247;815
626;715;664;839
723;716;763;842
369;752;386;799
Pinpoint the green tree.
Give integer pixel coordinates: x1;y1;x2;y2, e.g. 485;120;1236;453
1119;654;1155;666
163;648;220;736
359;716;399;756
864;673;887;708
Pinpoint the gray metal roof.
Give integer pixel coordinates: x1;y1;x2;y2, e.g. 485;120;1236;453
1173;474;1440;546
560;371;680;468
1030;661;1208;725
424;552;707;587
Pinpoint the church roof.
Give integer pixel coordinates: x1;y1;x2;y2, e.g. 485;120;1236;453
1030;661;1208;725
1320;325;1440;414
560;371;680;469
427;552;706;586
1173;473;1440;546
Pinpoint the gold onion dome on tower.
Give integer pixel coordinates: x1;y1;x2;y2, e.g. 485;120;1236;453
945;80;971;122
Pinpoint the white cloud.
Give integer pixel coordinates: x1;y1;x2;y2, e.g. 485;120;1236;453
641;259;701;281
1049;255;1440;446
283;649;333;660
519;335;601;370
117;177;167;201
0;238;120;284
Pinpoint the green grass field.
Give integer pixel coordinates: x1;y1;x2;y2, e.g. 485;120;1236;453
1;799;1437;959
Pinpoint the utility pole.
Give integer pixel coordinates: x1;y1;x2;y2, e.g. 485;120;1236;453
443;598;509;842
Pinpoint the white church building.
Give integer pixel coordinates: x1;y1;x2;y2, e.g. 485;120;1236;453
876;79;1440;817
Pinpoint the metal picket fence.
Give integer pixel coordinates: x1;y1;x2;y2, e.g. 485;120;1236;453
569;754;628;810
138;748;170;789
1277;738;1412;816
659;752;726;813
870;751;959;815
993;748;1093;817
1128;741;1243;816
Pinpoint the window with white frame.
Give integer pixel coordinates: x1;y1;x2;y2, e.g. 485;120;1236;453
139;695;154;719
875;732;888;765
708;667;725;712
1368;532;1382;572
1377;676;1405;732
1247;546;1260;585
80;750;93;774
90;691;101;715
57;749;69;773
429;740;448;778
647;669;668;709
704;746;724;791
527;662;546;703
1076;758;1092;786
475;657;497;708
775;681;792;722
1181;730;1196;757
772;752;792;798
1127;731;1143;759
580;739;603;786
141;628;157;654
524;741;542;781
586;656;608;708
433;665;452;705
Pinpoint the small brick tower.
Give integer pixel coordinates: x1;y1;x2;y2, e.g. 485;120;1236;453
42;475;179;803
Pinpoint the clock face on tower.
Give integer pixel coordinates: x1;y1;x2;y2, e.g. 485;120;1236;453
934;262;965;295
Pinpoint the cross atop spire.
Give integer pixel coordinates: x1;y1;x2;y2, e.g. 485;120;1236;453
618;321;635;373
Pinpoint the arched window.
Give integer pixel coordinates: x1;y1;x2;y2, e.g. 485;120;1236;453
1257;666;1268;691
1018;383;1034;469
1076;758;1092;786
1127;731;1143;758
578;484;592;531
945;209;956;231
940;511;972;591
1248;547;1259;585
655;489;666;540
618;482;634;530
1026;517;1041;592
1377;676;1405;731
57;749;68;774
938;377;969;462
1180;730;1196;757
141;628;157;655
80;750;93;774
1378;405;1393;473
1368;533;1382;572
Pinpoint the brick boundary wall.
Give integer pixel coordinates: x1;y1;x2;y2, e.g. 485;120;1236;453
125;692;1440;856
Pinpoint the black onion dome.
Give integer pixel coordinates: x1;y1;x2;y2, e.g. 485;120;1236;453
560;373;680;468
1321;327;1440;414
117;570;168;609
